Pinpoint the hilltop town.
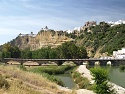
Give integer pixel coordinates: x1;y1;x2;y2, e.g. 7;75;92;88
1;20;125;58
10;26;73;50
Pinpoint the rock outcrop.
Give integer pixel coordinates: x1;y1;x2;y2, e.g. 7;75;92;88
10;28;73;50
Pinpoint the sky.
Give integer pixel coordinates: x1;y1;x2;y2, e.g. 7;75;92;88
0;0;125;45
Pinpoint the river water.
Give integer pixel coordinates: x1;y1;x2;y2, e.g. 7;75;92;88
55;66;125;89
108;66;125;88
55;74;76;89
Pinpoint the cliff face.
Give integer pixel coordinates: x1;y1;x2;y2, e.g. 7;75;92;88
10;30;73;50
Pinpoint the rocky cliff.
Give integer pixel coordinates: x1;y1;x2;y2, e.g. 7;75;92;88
10;29;73;50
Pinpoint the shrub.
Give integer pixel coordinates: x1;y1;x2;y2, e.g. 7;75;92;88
90;67;114;94
29;65;75;75
41;73;64;86
18;65;27;71
119;65;125;71
72;71;81;79
72;71;91;89
78;78;89;89
0;75;10;89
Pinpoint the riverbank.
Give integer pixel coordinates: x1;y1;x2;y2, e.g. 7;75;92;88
111;82;125;94
76;65;95;94
0;65;71;94
77;65;125;94
77;65;93;81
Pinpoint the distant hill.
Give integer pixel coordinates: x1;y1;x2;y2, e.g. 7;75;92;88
75;22;125;58
7;28;73;50
1;22;125;58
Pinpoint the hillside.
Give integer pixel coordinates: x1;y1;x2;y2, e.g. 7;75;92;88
0;65;71;94
75;22;125;57
1;22;125;58
9;27;73;50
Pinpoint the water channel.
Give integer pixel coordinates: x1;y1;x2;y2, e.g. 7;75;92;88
55;74;76;89
55;66;125;89
108;66;125;88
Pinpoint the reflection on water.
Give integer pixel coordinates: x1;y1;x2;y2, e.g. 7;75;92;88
108;66;125;88
55;74;76;89
55;66;125;89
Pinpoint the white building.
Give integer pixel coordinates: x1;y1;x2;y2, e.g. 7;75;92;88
113;48;125;59
108;20;125;27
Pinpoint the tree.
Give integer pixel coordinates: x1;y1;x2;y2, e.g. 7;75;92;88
90;67;114;94
11;46;21;58
59;42;79;59
49;48;58;59
2;44;21;58
77;46;87;58
21;48;32;59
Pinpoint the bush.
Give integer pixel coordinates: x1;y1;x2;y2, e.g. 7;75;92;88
41;73;64;86
90;67;114;94
18;65;27;71
29;65;74;75
0;75;10;89
78;78;90;89
72;71;91;89
119;65;125;71
72;71;81;79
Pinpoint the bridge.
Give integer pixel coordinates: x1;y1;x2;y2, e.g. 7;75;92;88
3;58;125;66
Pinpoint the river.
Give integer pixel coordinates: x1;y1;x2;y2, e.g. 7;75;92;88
55;74;76;89
108;66;125;88
55;66;125;89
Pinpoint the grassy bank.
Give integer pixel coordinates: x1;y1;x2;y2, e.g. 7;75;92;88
28;65;75;74
72;69;92;90
28;65;76;86
0;65;71;94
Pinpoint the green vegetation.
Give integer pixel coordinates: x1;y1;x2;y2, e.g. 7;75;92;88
2;44;21;58
0;51;2;61
1;22;125;59
0;65;70;94
72;71;91;89
1;41;87;59
90;67;114;94
76;23;125;56
119;65;125;71
41;73;64;86
29;65;76;86
29;65;75;75
17;65;27;71
0;75;10;89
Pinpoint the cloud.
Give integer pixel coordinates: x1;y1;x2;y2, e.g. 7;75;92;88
0;0;125;45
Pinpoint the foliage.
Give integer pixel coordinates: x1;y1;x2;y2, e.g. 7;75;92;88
29;65;75;75
1;39;87;59
18;65;27;71
42;73;64;86
72;71;91;89
21;48;32;59
2;44;21;58
0;65;69;94
76;23;125;56
29;65;76;86
90;67;114;94
0;75;10;89
31;41;87;59
0;52;2;61
119;65;125;71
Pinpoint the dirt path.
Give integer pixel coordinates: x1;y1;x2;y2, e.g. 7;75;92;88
77;65;93;81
